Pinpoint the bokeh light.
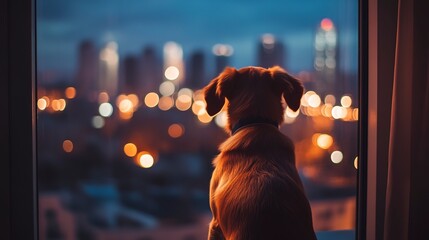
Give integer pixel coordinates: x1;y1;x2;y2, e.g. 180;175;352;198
144;92;160;108
158;96;174;111
65;87;76;99
341;95;352;108
164;66;180;80
175;95;192;111
215;111;228;128
331;151;343;164
321;18;334;31
123;143;137;157
118;99;133;113
92;116;105;129
37;98;48;110
98;91;109;103
168;123;184;138
324;94;336;105
99;102;113;117
137;151;154;168
354;156;358;169
317;134;333;149
159;81;175;96
62;140;73;153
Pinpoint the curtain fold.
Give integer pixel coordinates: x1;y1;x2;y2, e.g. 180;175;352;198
383;0;429;239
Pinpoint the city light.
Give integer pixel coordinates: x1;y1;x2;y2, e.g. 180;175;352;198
215;111;228;128
340;96;352;108
317;134;334;149
331;151;343;164
168;123;185;138
123;143;137;157
262;34;275;49
164;66;180;80
192;100;206;115
118;99;133;113
144;92;160;108
99;102;113;117
159;81;175;96
197;111;213;124
98;92;110;103
321;18;334;31
325;94;336;105
332;106;347;119
158;96;174;111
354;156;358;169
308;94;321;108
137;151;154;168
176;95;192;111
37;98;48;110
92;116;105;128
65;87;76;99
212;44;234;56
62;140;73;153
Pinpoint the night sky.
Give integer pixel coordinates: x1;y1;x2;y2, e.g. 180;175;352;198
37;0;358;78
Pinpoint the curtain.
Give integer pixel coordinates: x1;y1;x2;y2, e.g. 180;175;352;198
383;0;429;239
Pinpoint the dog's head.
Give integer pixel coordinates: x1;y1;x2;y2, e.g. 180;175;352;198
204;66;304;132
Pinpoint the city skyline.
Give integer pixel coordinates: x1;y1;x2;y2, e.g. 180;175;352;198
37;0;358;77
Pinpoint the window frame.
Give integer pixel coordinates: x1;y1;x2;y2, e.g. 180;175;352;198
1;0;371;239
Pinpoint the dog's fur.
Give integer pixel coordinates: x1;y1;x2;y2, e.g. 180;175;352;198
204;66;316;240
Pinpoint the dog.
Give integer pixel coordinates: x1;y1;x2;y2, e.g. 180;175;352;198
204;66;316;240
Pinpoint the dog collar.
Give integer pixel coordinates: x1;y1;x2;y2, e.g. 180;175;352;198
231;117;279;135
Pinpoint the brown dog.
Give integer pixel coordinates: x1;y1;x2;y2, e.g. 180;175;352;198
204;66;316;240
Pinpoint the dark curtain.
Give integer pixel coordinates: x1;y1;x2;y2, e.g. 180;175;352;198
383;0;429;239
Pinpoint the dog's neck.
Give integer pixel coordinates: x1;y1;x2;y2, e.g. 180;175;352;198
231;117;279;135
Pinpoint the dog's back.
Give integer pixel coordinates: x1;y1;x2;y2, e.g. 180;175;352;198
204;66;316;240
210;125;316;240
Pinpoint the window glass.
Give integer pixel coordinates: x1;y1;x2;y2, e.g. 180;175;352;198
37;0;358;239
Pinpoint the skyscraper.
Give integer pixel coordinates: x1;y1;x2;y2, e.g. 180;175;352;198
212;44;233;75
75;40;98;98
121;55;140;94
99;41;119;97
140;46;162;93
313;18;338;94
187;50;205;89
257;34;285;68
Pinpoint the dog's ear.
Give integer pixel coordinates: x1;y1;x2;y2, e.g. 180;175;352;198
269;66;304;112
204;67;238;116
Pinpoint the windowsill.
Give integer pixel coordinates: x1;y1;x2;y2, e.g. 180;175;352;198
316;230;355;240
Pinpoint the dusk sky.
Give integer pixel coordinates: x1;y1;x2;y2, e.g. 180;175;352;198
37;0;358;79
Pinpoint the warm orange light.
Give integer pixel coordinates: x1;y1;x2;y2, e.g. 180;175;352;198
321;18;334;31
51;99;61;111
340;95;352;108
118;99;133;113
98;92;109;103
158;96;174;111
123;143;137;157
128;94;139;108
324;94;336;105
168;123;184;138
58;99;66;111
119;111;134;120
65;87;76;99
63;140;73;153
159;81;175;96
197;111;213;124
317;134;333;149
192;100;206;115
354;156;358;169
175;95;192;111
353;108;359;120
37;98;48;110
308;94;321;108
137;151;154;168
144;92;160;108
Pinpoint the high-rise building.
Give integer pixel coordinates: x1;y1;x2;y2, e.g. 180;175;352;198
313;18;338;94
212;44;233;75
163;42;185;87
187;50;205;89
140;46;162;93
99;41;119;97
75;40;98;98
121;55;140;94
257;34;285;68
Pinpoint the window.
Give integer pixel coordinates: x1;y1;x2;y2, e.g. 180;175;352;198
35;0;358;239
